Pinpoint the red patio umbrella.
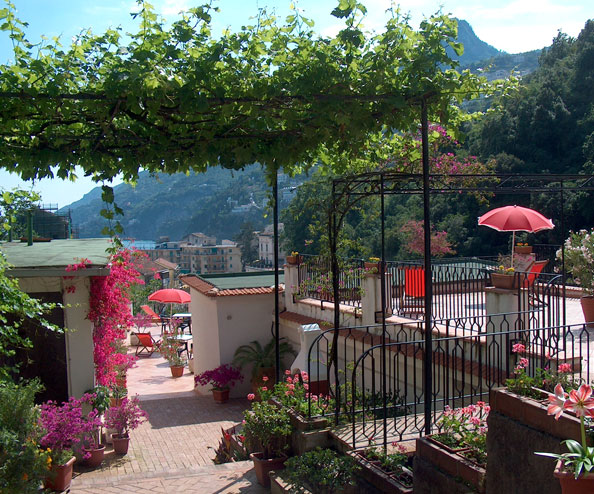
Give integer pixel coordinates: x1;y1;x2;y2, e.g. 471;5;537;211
148;289;191;328
478;205;555;267
148;288;191;304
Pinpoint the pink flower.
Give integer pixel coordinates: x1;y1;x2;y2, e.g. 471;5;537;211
476;401;485;408
285;369;291;375
262;376;269;382
285;390;293;396
470;417;481;426
303;383;309;390
548;383;567;420
261;386;267;392
247;393;255;401
564;384;594;418
558;363;572;373
286;377;293;384
512;343;526;354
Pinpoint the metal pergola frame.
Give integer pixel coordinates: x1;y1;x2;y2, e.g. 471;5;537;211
321;123;594;442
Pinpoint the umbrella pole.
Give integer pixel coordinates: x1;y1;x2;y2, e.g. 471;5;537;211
511;231;516;268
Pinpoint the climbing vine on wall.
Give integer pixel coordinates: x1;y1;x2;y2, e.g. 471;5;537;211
86;249;145;386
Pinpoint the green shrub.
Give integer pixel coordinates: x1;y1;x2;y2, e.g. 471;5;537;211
284;448;359;493
0;379;50;494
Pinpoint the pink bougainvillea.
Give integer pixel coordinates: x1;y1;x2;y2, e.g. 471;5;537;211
87;249;146;386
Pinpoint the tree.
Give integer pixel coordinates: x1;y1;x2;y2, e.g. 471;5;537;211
235;222;258;268
0;188;40;241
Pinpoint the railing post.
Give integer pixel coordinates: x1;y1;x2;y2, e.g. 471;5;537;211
421;99;433;436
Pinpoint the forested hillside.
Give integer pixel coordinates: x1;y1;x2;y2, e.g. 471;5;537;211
63;165;287;240
281;20;594;260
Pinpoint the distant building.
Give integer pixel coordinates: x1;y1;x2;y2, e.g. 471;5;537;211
142;232;240;275
258;224;286;267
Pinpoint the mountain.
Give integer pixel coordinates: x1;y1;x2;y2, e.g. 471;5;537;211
61;165;300;241
448;19;503;66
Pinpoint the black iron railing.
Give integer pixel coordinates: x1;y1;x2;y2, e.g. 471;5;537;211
297;254;364;308
305;316;592;449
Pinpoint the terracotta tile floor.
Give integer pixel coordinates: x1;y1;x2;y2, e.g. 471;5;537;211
69;325;266;493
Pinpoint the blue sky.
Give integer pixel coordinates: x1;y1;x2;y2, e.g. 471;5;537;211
1;0;592;206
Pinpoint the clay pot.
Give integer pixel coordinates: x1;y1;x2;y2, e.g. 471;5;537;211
112;434;130;455
515;245;533;255
83;444;105;468
250;452;287;487
580;296;594;328
212;388;230;404
286;255;302;265
554;460;594;493
170;365;184;378
44;456;75;491
490;273;515;289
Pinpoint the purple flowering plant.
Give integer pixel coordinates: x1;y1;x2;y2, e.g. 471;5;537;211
104;395;148;437
39;393;103;464
194;364;243;391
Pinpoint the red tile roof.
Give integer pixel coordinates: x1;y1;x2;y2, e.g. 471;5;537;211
155;258;179;270
180;274;284;297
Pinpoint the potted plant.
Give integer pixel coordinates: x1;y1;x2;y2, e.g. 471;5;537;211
515;242;533;254
233;337;296;397
104;395;148;455
286;251;302;265
39;394;102;491
489;264;516;289
559;229;594;325
364;256;381;272
535;383;594;492
275;447;360;493
243;401;292;487
194;364;243;403
160;335;187;377
110;384;128;407
81;388;111;468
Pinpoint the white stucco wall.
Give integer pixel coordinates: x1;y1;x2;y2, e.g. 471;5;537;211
189;288;283;398
17;275;95;398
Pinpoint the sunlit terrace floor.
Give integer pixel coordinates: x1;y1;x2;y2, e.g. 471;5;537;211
69;324;265;494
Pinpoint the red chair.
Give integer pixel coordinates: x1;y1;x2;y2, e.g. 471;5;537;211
133;332;161;357
399;267;425;315
141;304;168;333
520;260;548;288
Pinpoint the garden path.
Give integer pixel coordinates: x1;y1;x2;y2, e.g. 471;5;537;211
69;325;265;493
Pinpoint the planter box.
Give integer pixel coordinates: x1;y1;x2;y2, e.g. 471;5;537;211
486;388;588;494
415;437;486;493
269;397;331;454
490;272;515;289
349;450;413;494
489;388;583;442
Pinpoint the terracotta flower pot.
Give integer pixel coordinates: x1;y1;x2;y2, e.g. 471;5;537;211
580;296;594;328
286;255;302;265
554;460;594;493
490;272;515;289
250;452;287;487
515;245;533;255
44;456;75;492
170;365;184;378
212;388;230;403
83;444;105;468
112;434;130;455
110;397;124;408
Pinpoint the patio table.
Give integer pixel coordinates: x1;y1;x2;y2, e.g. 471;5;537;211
173;312;192;334
171;334;193;360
